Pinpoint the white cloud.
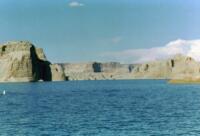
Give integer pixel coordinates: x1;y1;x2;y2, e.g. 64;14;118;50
102;39;200;63
69;1;84;7
112;36;123;44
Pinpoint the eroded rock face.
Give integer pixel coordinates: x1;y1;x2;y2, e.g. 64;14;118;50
50;64;66;81
1;41;200;82
0;41;65;82
60;62;133;80
132;54;200;79
59;54;200;81
0;41;40;82
35;48;47;61
95;62;130;73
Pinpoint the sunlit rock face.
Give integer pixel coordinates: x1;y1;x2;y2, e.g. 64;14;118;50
0;41;65;82
59;62;133;80
132;54;200;79
50;64;66;81
0;41;39;82
1;41;200;82
60;54;200;81
35;48;47;61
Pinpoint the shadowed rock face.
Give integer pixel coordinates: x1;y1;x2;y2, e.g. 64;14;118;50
0;41;65;82
92;62;102;72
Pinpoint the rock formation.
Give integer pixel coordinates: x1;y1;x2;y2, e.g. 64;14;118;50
60;62;132;80
59;54;200;81
132;54;200;79
1;40;200;83
0;41;65;82
50;64;66;81
0;41;38;82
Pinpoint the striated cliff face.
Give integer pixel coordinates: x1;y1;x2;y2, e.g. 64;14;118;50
0;41;39;82
50;64;66;81
59;62;132;80
0;41;65;82
59;62;134;80
132;54;200;79
1;40;200;82
59;54;200;81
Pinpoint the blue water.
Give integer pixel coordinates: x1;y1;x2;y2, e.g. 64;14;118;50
1;80;200;135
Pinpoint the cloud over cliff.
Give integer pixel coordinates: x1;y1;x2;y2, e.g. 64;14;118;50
102;39;200;63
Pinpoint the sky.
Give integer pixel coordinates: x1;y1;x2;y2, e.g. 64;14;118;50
0;0;200;63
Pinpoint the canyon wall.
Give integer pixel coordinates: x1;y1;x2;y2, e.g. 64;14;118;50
1;41;200;82
0;41;65;82
60;54;200;81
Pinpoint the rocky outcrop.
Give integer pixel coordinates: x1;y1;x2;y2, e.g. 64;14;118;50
0;41;39;82
1;40;200;82
59;54;200;81
60;62;133;80
132;54;200;79
50;64;66;81
35;48;47;61
0;41;65;82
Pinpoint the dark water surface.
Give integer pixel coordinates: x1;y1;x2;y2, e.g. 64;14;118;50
1;80;200;135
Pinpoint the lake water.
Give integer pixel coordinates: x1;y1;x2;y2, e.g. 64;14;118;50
1;80;200;135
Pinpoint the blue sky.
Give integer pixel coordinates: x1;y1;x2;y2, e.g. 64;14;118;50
0;0;200;63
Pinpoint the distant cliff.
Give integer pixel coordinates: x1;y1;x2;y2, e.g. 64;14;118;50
1;41;200;82
59;62;133;80
59;54;200;81
132;54;200;79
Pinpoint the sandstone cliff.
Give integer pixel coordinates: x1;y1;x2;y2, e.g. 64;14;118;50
132;54;200;79
0;41;65;82
59;54;200;81
60;62;133;80
1;41;200;82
